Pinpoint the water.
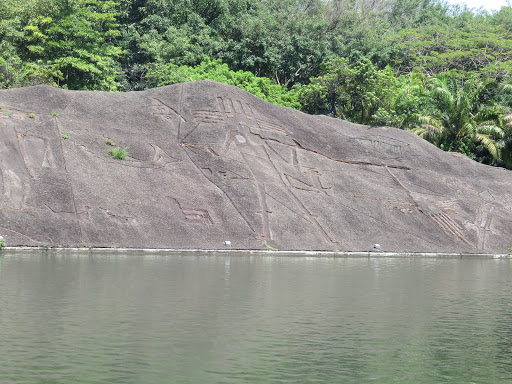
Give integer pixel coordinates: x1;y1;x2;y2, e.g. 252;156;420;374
0;252;511;383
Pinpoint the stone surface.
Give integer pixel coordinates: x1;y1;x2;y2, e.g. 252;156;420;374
0;81;511;252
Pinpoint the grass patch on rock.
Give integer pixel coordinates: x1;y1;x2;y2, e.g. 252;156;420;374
108;146;129;160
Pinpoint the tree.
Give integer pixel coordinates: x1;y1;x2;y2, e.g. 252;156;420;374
392;9;512;79
409;73;506;164
146;58;301;109
298;58;398;124
21;0;123;90
219;0;333;86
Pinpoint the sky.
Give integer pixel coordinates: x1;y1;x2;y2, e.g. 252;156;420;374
444;0;510;11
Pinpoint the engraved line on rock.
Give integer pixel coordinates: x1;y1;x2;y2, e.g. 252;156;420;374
167;196;213;225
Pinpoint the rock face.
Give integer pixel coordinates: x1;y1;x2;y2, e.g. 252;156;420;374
0;81;511;252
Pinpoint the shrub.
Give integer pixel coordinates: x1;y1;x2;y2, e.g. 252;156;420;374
108;147;129;160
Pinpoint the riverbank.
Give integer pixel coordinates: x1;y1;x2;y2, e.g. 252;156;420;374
1;247;511;258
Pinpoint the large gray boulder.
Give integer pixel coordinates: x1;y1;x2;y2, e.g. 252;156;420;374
0;81;511;252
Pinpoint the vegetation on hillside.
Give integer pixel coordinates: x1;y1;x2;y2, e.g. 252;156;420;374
1;0;511;168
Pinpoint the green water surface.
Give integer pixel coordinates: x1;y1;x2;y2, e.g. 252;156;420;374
0;252;511;383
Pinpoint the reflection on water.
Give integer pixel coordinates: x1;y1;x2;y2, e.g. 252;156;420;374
0;252;511;383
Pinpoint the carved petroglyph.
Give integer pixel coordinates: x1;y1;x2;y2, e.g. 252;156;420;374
0;121;31;209
150;144;180;168
255;119;287;134
463;191;497;250
185;96;338;244
292;138;410;170
19;134;56;176
414;196;468;243
167;197;214;225
354;134;410;158
285;173;319;193
46;204;91;221
151;98;186;123
100;207;136;225
0;225;53;245
151;97;186;142
472;204;494;249
386;167;474;246
73;136;180;169
265;141;295;164
2;169;26;209
0;116;59;208
284;169;331;195
304;169;331;195
354;195;417;214
191;110;225;124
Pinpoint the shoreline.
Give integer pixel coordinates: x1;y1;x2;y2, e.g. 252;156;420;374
1;247;511;258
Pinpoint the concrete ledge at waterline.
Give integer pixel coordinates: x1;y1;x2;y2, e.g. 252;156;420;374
1;247;511;258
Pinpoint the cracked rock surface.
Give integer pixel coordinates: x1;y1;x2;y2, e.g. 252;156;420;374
0;81;511;253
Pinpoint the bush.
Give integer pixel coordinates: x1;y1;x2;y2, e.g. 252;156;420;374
146;58;301;109
108;147;129;160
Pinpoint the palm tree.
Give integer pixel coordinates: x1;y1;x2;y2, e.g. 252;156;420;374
408;73;505;163
502;112;512;169
499;78;512;169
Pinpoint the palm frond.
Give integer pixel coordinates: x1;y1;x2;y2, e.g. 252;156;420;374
476;133;501;160
476;124;504;139
500;82;512;93
504;113;512;127
410;123;443;143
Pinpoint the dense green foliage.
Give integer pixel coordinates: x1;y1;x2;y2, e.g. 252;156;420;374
1;0;511;168
146;58;301;108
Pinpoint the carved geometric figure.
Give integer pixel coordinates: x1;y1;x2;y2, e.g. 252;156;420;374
432;200;460;215
150;144;179;168
354;134;409;157
255;119;287;135
167;196;213;225
19;135;56;175
425;210;465;240
386;167;473;246
153;107;175;121
415;198;472;246
304;169;330;195
354;195;416;211
46;204;91;222
3;169;26;209
232;99;243;114
284;173;319;193
265;141;293;164
184;95;339;244
474;204;494;249
0;225;53;245
151;98;186;123
218;97;233;118
292;148;299;166
191;110;225;124
240;103;255;120
100;207;135;225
